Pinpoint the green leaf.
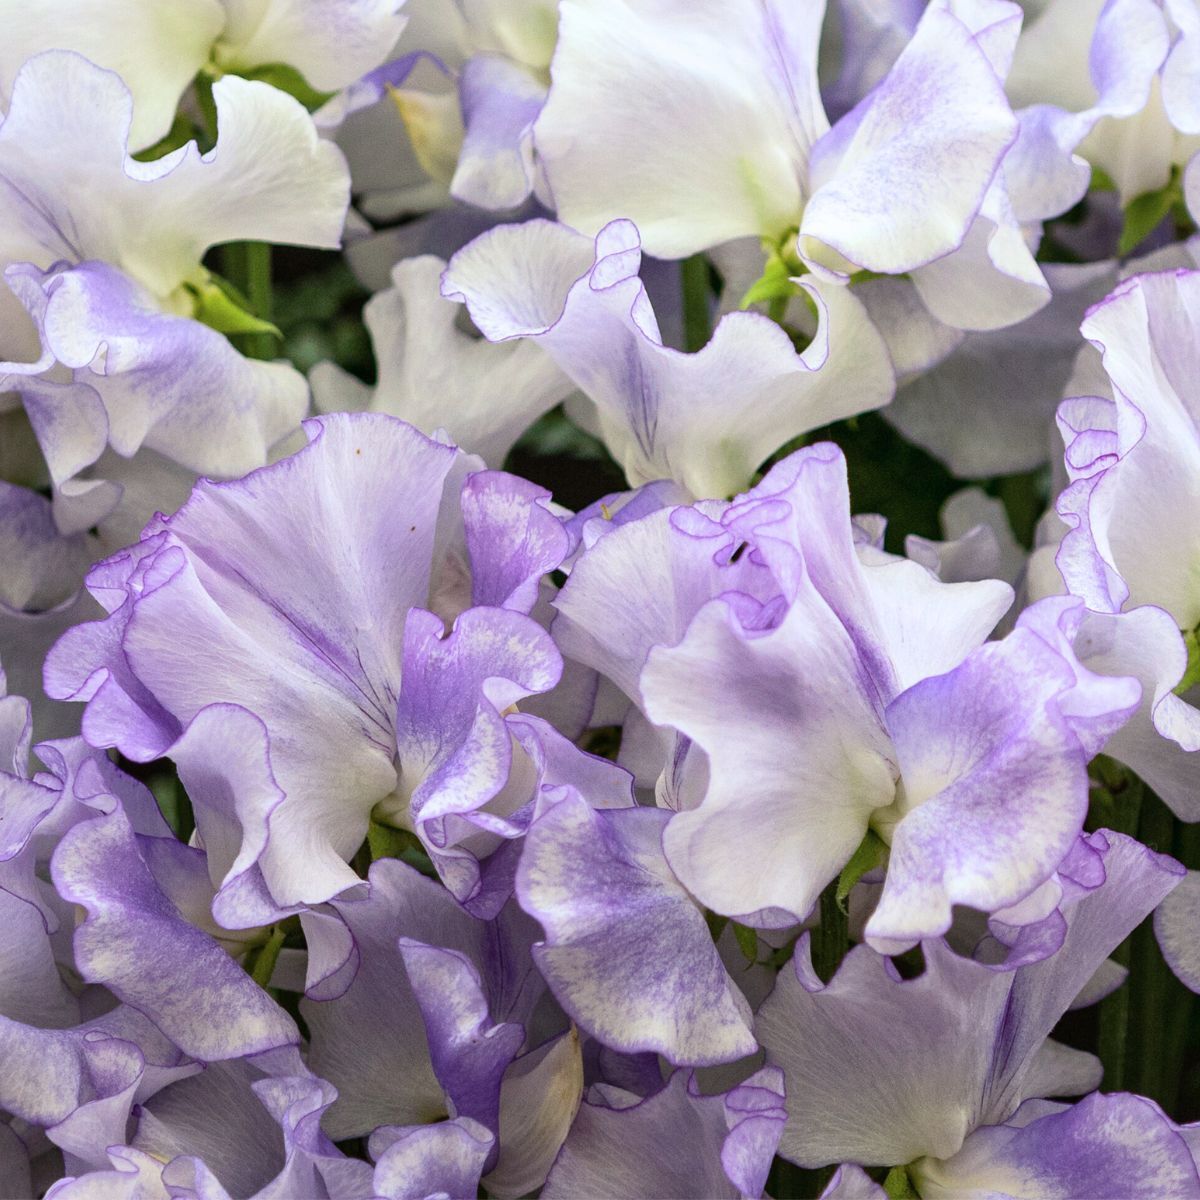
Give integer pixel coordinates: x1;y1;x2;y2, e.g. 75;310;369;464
186;274;281;339
1119;179;1180;256
883;1166;919;1199
836;829;888;913
732;922;758;963
1177;627;1200;697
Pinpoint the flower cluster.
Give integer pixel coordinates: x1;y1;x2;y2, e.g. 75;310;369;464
5;1;1200;1197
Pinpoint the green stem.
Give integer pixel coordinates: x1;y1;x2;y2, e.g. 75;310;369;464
1096;774;1144;1091
813;881;849;985
222;242;274;360
1129;795;1174;1102
681;254;712;352
248;923;287;989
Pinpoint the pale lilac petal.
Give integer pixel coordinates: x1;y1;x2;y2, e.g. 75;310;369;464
25;260;307;477
645;586;892;924
757;833;1179;1167
444;218;893;497
397;939;525;1155
866;619;1136;953
302;858;547;1141
1155;869;1200;993
370;1118;494;1200
310;255;571;467
887;261;1117;477
0;0;223;150
801;4;1016;274
216;0;407;92
516;793;757;1065
462;471;569;613
820;1163;887;1199
50;805;299;1061
484;1030;583;1200
0;53;349;298
916;1093;1200;1198
48;415;467;910
451;55;545;210
543;1068;785;1200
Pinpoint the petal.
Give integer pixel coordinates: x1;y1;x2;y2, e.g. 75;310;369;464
31;261;307;476
216;0;407;91
644;588;893;924
517;794;757;1065
866;628;1102;953
311;255;571;466
451;55;545;210
1155;869;1200;993
444;217;893;498
0;0;223;149
534;0;827;256
886;261;1116;477
0;53;349;297
916;1093;1200;1199
50;805;299;1061
757;832;1180;1168
370;1118;494;1200
800;4;1017;274
543;1069;784;1200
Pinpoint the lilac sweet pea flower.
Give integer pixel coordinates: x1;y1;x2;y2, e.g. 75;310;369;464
560;442;1138;950
301;856;580;1196
542;1067;786;1200
757;832;1185;1186
0;51;349;533
329;0;556;219
1007;0;1200;211
442;217;893;498
45;413;566;921
1052;269;1200;816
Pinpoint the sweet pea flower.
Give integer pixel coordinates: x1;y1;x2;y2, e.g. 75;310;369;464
442;218;893;498
757;832;1187;1187
0;0;407;151
1053;268;1200;815
45;414;566;922
559;442;1138;950
533;0;1048;332
1007;0;1200;214
0;51;350;535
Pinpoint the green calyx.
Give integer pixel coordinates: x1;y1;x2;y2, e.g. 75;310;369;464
1176;626;1200;697
883;1165;919;1199
739;232;806;319
836;828;889;914
184;270;281;341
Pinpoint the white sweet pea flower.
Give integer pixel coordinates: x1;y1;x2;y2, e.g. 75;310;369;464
0;0;407;151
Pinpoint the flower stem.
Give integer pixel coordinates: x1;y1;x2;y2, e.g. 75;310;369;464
1096;772;1144;1091
814;880;849;984
222;241;275;360
681;254;712;352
